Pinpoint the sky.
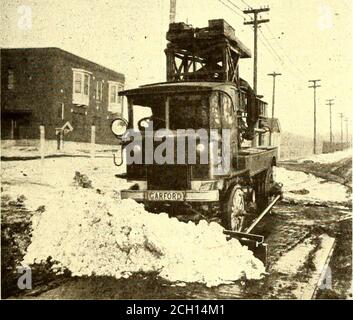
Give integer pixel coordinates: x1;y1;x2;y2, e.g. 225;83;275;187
1;0;352;139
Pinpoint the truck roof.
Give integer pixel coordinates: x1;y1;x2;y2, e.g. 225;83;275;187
120;80;269;106
119;81;236;97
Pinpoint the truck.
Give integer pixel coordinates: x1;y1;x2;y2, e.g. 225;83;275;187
111;19;282;262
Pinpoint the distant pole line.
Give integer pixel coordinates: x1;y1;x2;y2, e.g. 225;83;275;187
339;113;344;146
344;118;349;144
326;99;334;149
268;72;282;146
308;80;321;154
268;72;282;118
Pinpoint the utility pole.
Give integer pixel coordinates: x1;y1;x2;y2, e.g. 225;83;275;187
169;0;176;24
308;80;321;154
267;72;281;145
244;7;270;95
326;99;334;151
339;113;344;147
268;72;282;118
344;118;349;145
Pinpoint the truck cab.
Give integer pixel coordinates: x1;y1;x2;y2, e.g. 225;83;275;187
111;19;281;232
113;80;278;231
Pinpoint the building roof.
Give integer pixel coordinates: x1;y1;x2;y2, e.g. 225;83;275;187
1;47;125;81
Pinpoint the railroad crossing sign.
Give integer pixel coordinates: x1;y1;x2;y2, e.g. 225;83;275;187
56;121;73;135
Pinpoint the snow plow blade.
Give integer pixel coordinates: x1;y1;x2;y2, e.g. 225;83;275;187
223;195;282;265
223;230;268;265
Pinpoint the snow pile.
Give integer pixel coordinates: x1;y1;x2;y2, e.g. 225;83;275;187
297;149;352;164
274;167;349;204
23;190;265;287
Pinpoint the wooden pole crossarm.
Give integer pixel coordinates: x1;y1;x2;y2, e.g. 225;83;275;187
244;19;270;25
243;7;270;15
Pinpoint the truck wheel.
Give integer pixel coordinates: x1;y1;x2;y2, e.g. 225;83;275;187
223;186;246;231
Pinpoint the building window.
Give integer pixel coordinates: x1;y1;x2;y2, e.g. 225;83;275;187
8;69;14;90
108;81;123;113
74;73;82;93
84;74;89;95
72;68;91;106
96;81;103;101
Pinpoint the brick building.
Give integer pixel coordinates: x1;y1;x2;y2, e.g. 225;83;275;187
1;47;125;145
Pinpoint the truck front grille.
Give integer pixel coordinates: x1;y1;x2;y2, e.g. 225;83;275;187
147;165;190;190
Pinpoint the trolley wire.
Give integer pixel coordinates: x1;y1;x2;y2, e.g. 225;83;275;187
217;0;244;19
259;28;284;65
217;0;308;84
237;0;308;81
224;0;252;18
217;0;284;69
239;0;252;8
264;24;307;76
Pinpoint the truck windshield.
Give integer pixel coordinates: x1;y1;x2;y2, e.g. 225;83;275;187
169;94;209;130
130;93;210;131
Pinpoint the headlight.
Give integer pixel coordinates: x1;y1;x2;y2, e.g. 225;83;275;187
111;118;128;137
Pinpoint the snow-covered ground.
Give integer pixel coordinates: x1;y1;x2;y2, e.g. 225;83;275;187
1;155;350;287
1;157;129;211
296;149;352;164
274;167;350;205
1;140;120;158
